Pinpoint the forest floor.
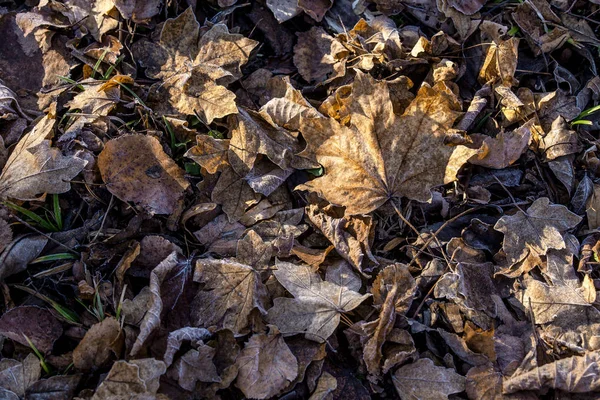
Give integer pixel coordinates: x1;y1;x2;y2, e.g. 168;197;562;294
1;0;600;399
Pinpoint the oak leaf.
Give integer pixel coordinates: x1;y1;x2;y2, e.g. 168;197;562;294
266;259;370;342
133;7;257;122
0;115;87;201
297;71;479;215
494;197;582;268
234;327;298;399
98;134;190;215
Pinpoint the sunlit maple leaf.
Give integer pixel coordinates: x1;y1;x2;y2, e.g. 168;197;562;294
297;71;479;215
133;7;257;123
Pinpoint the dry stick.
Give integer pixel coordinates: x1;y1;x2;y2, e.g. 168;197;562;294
11;214;78;255
91;194;114;244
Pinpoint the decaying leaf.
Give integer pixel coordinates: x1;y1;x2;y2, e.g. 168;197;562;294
98;134;190;215
0;354;41;399
297;71;479;215
267;259;370;342
73;317;124;371
0;115;87;200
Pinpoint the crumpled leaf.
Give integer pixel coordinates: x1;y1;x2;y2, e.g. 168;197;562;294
211;166;260;222
266;259;370;342
0;354;41;399
163;326;212;367
539;116;581;161
91;358;166;400
73;317;124;371
297;71;479;215
184;134;230;174
503;351;600;394
98;134;190;215
133;7;257;122
494;197;582;269
64;0;119;41
294;27;346;84
392;358;465;400
130;251;192;356
168;343;221;391
306;203;376;272
364;263;416;380
234;327;298;399
0;115;87;200
0;306;62;354
469;124;531;169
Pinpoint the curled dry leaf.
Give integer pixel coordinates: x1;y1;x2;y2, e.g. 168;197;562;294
266;259;370;342
130;252;191;356
169;344;221;391
0;115;87;201
234;327;298;399
133;7;257;122
0;235;47;280
0;306;62;354
98;134;190;215
469;124;531;169
392;358;465;400
297;71;479;215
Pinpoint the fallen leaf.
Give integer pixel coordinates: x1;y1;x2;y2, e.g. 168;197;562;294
494;197;582;269
184;135;230;174
0;306;62;354
0;115;87;200
297;71;479;215
234;327;298;399
191;256;268;334
266;259;370;342
91;358;166;400
392;358;465;400
113;0;162;23
98;134;190;215
133;7;257;122
469;124;531;169
73;317;124;371
0;354;41;399
169;344;221;391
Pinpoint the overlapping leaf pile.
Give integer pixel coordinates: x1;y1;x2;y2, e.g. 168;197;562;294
1;0;600;398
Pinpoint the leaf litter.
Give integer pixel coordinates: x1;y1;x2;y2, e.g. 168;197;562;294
1;0;600;399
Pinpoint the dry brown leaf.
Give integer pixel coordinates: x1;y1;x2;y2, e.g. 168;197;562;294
98;134;190;215
133;7;257;122
478;38;519;86
0;235;47;280
392;358;465;400
184;135;230;174
191;256;269;334
494;197;582;269
66;79;120;116
364;263;416;379
0;115;87;200
0;306;62;354
113;0;162;23
234;327;298;399
0;354;41;399
228;108;301;175
309;371;337;400
163;327;211;367
169;344;221;391
91;358;167;400
211;166;260;222
64;0;119;41
297;71;479;215
266;259;370;342
539;116;581;161
306;204;376;272
73;317;124;371
469;124;531;169
294;27;346;84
